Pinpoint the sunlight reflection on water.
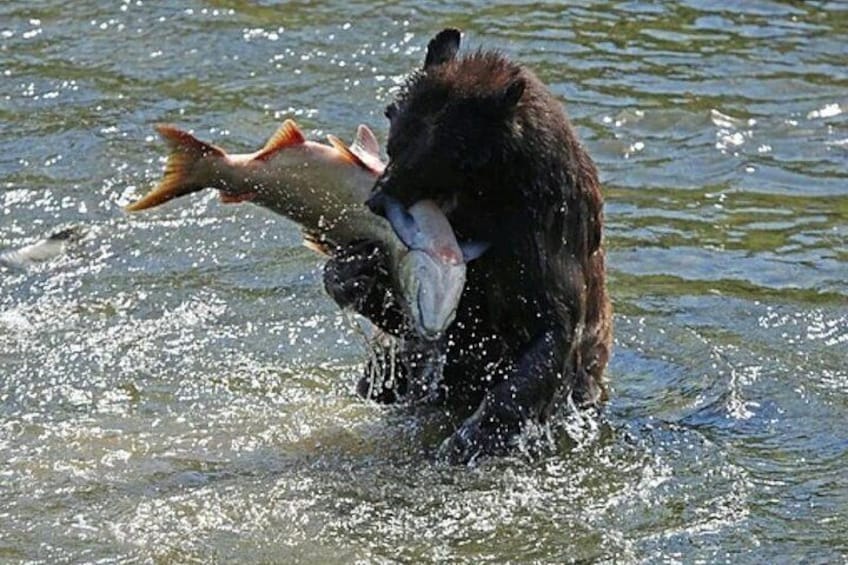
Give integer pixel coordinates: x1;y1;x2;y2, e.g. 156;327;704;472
1;0;847;562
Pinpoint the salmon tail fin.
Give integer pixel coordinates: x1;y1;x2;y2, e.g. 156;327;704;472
124;125;224;212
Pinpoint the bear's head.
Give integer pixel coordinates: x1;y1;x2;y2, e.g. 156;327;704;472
369;29;530;225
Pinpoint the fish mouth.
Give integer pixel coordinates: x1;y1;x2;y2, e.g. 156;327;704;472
415;288;456;341
400;249;464;341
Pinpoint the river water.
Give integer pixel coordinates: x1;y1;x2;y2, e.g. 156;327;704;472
1;1;846;563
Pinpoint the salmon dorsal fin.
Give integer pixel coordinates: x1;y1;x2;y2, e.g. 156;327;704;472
327;134;369;170
255;119;305;161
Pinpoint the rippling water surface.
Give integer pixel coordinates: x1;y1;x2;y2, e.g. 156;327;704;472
1;1;847;562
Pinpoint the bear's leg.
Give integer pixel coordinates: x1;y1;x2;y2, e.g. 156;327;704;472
326;241;455;405
438;326;567;464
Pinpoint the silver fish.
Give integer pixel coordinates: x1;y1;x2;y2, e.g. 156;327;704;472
0;227;82;269
384;198;488;339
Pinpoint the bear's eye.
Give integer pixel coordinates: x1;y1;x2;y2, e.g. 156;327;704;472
385;103;399;121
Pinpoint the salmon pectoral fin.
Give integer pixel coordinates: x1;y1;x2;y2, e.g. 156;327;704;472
350;125;385;174
352;125;380;160
124;125;223;212
255;119;306;161
301;230;331;256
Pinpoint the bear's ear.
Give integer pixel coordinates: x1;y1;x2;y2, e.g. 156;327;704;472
424;28;461;69
494;77;526;111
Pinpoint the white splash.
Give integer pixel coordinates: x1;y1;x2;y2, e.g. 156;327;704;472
807;103;842;120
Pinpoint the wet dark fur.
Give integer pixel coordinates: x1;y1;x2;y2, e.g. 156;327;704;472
326;30;612;463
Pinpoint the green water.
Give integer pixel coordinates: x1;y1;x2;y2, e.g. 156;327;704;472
1;1;846;562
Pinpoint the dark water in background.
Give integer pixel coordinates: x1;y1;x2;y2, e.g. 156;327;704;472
1;1;846;562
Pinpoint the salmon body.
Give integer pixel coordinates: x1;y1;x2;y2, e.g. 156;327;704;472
125;120;467;339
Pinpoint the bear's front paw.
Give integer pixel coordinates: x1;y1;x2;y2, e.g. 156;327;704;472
437;402;520;465
323;239;388;312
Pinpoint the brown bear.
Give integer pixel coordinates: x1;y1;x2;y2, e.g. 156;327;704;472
325;29;612;463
